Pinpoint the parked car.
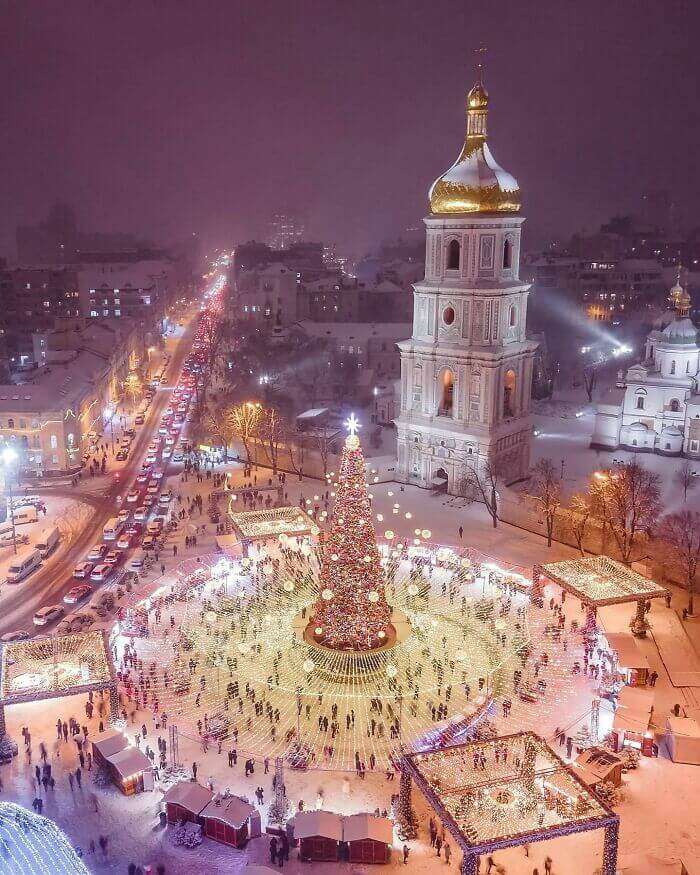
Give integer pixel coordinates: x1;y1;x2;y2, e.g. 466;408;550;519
0;630;30;643
33;605;65;626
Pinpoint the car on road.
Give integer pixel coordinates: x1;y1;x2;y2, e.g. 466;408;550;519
146;453;158;465
125;522;143;538
136;472;149;485
133;506;148;521
146;483;159;496
63;584;92;605
104;550;122;566
116;450;128;461
117;509;130;523
57;610;96;635
162;447;172;459
33;605;65;626
152;468;164;480
126;490;141;504
159;490;172;505
86;544;107;562
116;533;133;550
90;563;111;583
73;561;95;579
141;535;156;551
0;630;30;643
124;428;135;437
134;414;145;425
172;452;184;462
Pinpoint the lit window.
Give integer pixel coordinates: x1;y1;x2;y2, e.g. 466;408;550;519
114;309;121;316
50;434;58;449
636;396;644;410
90;310;98;317
103;309;109;316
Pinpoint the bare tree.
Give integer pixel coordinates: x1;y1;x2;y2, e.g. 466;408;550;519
257;405;285;473
464;458;500;528
588;461;662;565
583;366;597;403
658;510;700;613
206;403;241;461
530;458;562;547
227;401;262;464
675;460;698;503
565;492;594;557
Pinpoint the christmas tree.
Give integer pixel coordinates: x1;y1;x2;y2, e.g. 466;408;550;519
311;415;391;651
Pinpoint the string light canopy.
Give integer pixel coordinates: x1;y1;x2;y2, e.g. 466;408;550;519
113;538;543;771
400;732;620;875
229;506;319;542
0;630;115;705
534;556;667;607
0;801;89;874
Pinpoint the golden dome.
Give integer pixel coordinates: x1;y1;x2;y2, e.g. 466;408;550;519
429;75;520;215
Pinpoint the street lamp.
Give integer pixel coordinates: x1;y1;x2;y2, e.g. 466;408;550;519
103;406;116;454
2;446;19;554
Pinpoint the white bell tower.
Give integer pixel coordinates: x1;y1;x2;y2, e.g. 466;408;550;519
396;66;537;493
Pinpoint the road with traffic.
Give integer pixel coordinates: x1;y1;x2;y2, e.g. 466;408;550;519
0;310;200;635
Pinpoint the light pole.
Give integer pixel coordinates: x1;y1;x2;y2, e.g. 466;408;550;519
2;447;18;554
103;406;116;454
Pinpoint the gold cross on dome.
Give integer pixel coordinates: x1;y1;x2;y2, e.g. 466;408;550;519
345;413;361;437
474;46;487;82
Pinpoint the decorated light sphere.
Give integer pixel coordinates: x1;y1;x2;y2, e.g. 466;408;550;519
413;538;420;545
384;530;394;540
368;591;379;602
387;490;394;497
331;553;339;561
303;659;315;673
205;610;217;625
405;512;412;519
321;588;334;601
386;663;398;677
364;555;372;563
283;580;294;592
314;627;323;636
422;529;431;539
377;513;384;522
377;630;386;639
495;617;507;630
455;649;468;661
407;583;419;596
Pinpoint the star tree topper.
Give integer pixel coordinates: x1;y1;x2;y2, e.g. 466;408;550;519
345;412;361;448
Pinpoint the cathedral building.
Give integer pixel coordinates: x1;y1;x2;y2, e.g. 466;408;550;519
591;276;700;457
395;72;537;493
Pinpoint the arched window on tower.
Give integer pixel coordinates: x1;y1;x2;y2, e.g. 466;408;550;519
447;239;461;271
503;238;513;270
503;369;516;418
509;305;517;327
671;360;677;375
670;399;681;412
439;369;454;416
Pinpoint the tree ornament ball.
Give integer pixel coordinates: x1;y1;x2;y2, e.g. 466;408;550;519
321;588;334;601
368;591;379;603
386;663;398;677
283;580;294;592
303;659;315;673
314;627;323;636
407;583;419;596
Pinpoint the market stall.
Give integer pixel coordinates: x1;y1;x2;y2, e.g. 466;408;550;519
343;813;393;864
163;781;213;825
90;730;153;795
573;747;624;788
293;811;343;862
665;716;700;765
200;794;257;848
611;686;655;755
604;632;650;687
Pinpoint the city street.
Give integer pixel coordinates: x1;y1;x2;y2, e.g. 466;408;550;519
0;311;199;635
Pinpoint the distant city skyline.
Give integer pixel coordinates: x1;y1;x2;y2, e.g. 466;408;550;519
1;1;697;259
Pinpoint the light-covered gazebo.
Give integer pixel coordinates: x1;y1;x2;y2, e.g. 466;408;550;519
229;505;318;543
399;732;620;875
0;630;118;736
533;556;667;637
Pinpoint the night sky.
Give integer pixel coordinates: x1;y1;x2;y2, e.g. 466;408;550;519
2;0;697;258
